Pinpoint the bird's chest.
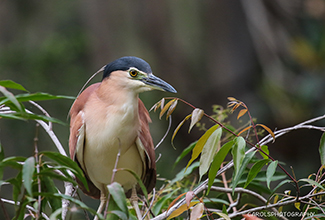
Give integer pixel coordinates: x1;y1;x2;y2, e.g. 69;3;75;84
84;101;140;154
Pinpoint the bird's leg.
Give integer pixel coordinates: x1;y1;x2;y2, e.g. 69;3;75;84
131;186;142;220
94;192;107;220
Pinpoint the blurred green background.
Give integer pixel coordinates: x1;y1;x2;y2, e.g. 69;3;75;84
1;0;325;217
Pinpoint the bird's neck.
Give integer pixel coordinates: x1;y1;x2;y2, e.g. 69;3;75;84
97;78;139;114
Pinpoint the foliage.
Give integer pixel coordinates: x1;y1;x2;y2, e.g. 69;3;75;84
1;80;325;219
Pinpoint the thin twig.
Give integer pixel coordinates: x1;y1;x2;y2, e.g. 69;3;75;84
33;123;41;220
104;144;121;219
155;115;172;150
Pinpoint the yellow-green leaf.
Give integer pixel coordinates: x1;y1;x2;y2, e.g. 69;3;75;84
160;99;175;119
257;124;275;142
237;109;247;119
237;125;252;136
166;99;178;119
167;201;199;220
227;97;236;101
185;124;219;171
199;127;222;180
294;202;300;211
189;108;204;133
216;212;231;220
259;145;269;159
172;114;192;146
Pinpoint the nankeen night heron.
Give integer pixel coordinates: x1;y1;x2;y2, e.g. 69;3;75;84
69;56;176;219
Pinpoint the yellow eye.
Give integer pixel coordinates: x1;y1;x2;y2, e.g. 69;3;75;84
129;69;138;77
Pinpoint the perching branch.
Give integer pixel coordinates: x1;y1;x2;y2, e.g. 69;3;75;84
151;114;325;220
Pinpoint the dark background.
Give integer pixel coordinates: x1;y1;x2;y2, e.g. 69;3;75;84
1;0;325;217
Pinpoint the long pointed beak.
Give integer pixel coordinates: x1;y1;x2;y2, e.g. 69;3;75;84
142;74;177;93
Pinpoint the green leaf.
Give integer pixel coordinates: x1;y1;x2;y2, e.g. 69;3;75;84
0;86;24;112
22;157;35;197
231;136;246;178
152;189;178;215
40;174;61;211
110;210;128;220
14;92;75;102
173;141;197;168
199;127;222;180
118;168;147;199
232;151;255;193
0;80;28;91
244;159;270;188
37;169;77;185
0;143;4;162
319;132;325;166
207;141;233;194
186;124;220;170
39;192;101;217
170;161;199;185
107;182;129;216
259;145;269;159
41;151;88;190
299;178;325;191
266;160;278;189
0;112;66;125
270;179;291;195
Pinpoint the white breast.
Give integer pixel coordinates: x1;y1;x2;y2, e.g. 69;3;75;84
81;93;144;193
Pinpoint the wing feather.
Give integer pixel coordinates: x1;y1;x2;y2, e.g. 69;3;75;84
69;83;101;199
138;99;156;194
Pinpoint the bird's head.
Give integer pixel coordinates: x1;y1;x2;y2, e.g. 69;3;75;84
102;56;177;94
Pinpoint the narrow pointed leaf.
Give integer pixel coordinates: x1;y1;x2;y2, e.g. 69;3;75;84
160;98;165;110
41;151;88;190
166;192;187;213
0;86;23;112
174;141;197;168
231;103;241;113
0;80;28;92
186;125;219;171
188;108;204;133
22;156;35;197
299;178;325;190
227;97;236;101
216;212;231;220
319;132;325;166
237;125;252;136
237;109;247;119
244;159;270;188
207;141;234;194
167;201;199;220
166;99;178;119
171;114;192;145
199;127;222;180
231;136;246;178
266;160;278;189
160;99;175;119
257;124;275;142
232;151;255;193
150;98;164;112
